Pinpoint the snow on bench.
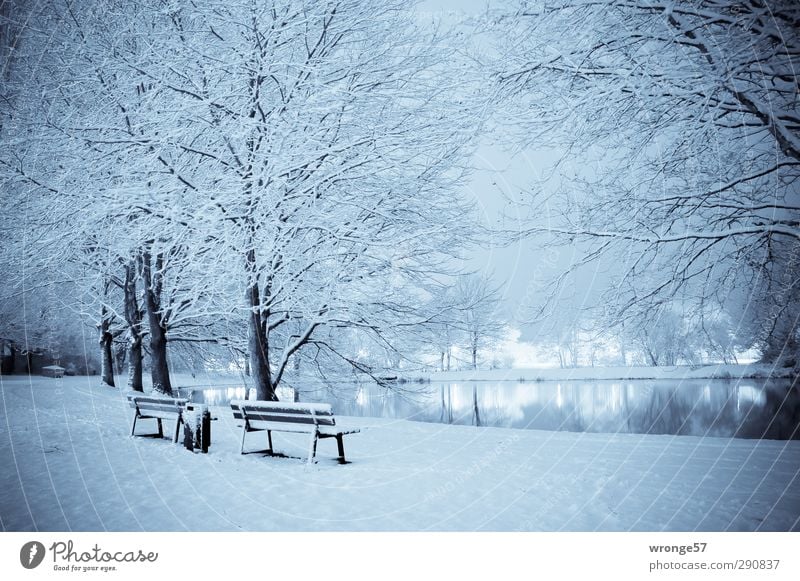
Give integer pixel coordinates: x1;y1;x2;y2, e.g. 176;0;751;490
127;392;189;444
41;365;65;378
231;400;360;464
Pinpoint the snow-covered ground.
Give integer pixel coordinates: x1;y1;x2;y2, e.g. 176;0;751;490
1;375;798;531
407;363;791;383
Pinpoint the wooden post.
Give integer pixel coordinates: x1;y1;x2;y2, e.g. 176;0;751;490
173;415;182;444
183;404;210;453
336;433;346;464
307;430;319;465
183;420;195;451
200;409;211;453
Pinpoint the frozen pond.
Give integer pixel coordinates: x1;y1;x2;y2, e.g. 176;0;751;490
179;378;800;440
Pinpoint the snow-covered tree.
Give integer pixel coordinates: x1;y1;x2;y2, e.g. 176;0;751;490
452;274;505;370
2;0;485;399
130;0;483;399
494;0;800;363
419;283;460;371
0;0;206;392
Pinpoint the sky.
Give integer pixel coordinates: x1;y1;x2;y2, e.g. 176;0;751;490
414;0;615;346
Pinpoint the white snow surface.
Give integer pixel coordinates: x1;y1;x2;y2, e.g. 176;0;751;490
1;375;798;532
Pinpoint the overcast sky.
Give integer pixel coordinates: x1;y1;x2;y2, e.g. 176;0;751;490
414;0;614;343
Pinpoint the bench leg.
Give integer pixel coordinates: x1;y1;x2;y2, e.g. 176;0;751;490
240;423;248;454
156;418;163;439
307;431;319;465
173;416;182;444
266;430;273;455
130;412;138;437
336;434;346;464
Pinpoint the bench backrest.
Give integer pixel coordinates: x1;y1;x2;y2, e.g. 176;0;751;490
231;400;336;428
127;393;188;417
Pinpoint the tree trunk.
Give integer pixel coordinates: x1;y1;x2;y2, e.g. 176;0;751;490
148;309;172;395
142;250;172;395
248;314;275;400
128;336;143;392
146;309;171;394
123;260;144;392
114;343;126;375
99;308;115;387
246;250;277;401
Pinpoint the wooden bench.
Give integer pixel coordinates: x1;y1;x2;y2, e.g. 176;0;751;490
127;393;189;443
41;365;65;378
231;400;360;464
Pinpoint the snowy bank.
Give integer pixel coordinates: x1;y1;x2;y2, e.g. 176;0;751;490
0;375;797;531
405;363;793;383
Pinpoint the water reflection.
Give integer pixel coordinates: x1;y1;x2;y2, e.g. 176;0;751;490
179;378;799;440
176;385;295;406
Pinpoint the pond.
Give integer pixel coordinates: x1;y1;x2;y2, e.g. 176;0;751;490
177;378;800;440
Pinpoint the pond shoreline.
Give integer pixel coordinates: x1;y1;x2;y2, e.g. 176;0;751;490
9;362;790;391
399;363;796;383
169;376;798;441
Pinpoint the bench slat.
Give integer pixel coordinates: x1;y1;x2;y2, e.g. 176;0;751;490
126;393;187;401
129;401;186;412
127;395;187;405
236;423;329;435
230;400;333;416
231;406;327;416
233;411;336;426
137;410;187;420
234;423;356;435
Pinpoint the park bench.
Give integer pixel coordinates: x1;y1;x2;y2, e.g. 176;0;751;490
41;365;65;378
127;392;189;443
231;400;360;464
